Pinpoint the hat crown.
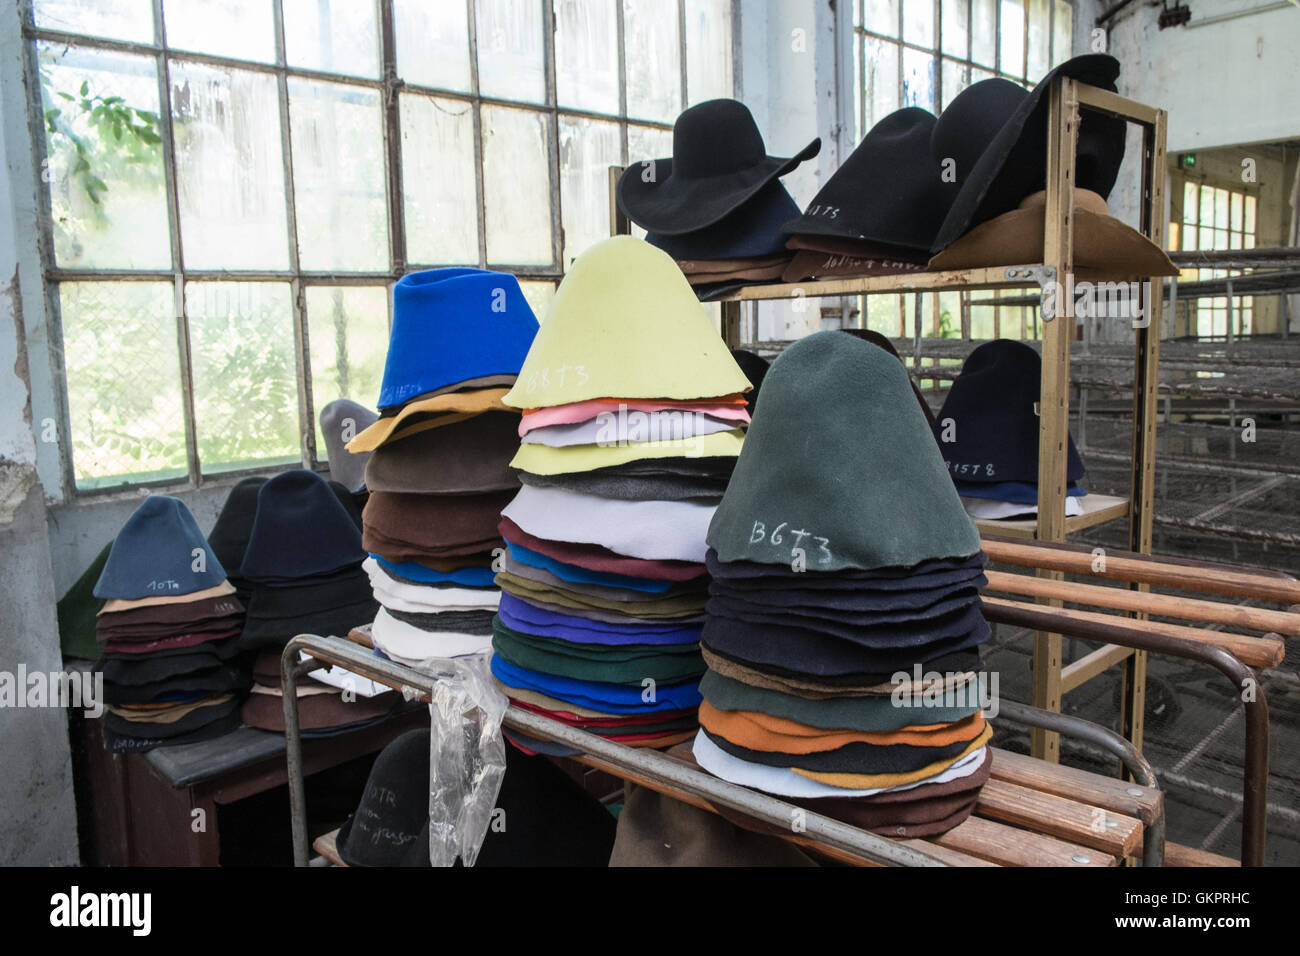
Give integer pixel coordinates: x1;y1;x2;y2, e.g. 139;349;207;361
934;339;1085;483
94;495;227;599
707;332;980;570
378;268;539;409
671;99;767;177
931;78;1027;178
239;469;367;582
503;237;751;408
338;729;431;866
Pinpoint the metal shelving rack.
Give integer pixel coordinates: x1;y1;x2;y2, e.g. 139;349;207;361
612;77;1169;763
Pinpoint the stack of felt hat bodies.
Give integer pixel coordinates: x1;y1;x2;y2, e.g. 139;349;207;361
934;339;1088;520
926;55;1177;279
345;269;539;668
780;107;956;283
94;497;248;752
617;99;820;298
491;236;754;753
692;331;994;838
235;469;393;735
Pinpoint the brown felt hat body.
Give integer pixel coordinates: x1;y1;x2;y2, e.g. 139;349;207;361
364;411;522;494
362;489;513;552
928;188;1179;276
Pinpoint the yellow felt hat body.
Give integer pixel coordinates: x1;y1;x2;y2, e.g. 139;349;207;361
503;237;752;409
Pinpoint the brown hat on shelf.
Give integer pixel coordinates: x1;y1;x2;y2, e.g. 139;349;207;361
927;187;1179;277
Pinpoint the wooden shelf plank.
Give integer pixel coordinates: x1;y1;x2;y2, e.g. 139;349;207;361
974;493;1130;540
931;814;1118;866
975;778;1143;858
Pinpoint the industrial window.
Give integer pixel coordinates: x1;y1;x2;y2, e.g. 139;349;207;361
1171;181;1257;340
25;0;735;493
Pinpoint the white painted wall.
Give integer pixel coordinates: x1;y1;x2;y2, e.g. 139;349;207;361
1108;1;1300;152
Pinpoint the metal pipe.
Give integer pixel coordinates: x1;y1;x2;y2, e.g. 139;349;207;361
998;699;1165;866
280;635;951;867
981;602;1269;865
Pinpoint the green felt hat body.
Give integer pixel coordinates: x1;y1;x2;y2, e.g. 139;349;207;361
707;331;980;571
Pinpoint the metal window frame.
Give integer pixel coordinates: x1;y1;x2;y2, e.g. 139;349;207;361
1177;178;1258;341
22;0;734;499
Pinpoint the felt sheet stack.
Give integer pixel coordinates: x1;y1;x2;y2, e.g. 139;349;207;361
489;237;754;754
93;496;248;752
343;268;539;668
692;331;996;838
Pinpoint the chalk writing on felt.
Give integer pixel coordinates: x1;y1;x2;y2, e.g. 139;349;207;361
523;365;589;392
145;579;181;592
749;520;832;564
946;461;996;477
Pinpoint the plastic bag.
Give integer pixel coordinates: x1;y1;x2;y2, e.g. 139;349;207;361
417;651;509;867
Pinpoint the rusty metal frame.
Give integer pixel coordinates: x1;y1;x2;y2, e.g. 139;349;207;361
279;633;1169;868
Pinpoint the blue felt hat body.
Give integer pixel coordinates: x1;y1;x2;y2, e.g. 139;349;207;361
377;269;539;409
239;470;367;583
94;496;227;599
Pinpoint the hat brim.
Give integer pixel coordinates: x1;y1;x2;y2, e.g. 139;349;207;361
931;55;1122;253
346;389;513;453
618;138;821;236
927;206;1179;277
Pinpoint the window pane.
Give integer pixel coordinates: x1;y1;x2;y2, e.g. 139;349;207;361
1244;194;1256;234
863;34;899;130
903;0;934;48
854;34;863;138
476;0;546;103
941;57;969;110
685;0;734;104
393;0;471;91
625;0;682;122
34;0;154;42
1229;229;1242;250
1027;0;1050;78
1198;185;1214;227
865;0;899;36
37;43;170;270
60;282;186;488
186;282;299;473
1000;0;1025;77
902;47;935;111
626;124;672;239
971;0;996;67
1230;191;1243;231
519;280;556;323
941;0;969;57
560;116;622;266
288;80;388;272
1183;182;1198;224
170;62;288;270
282;0;380;79
556;0;620;113
1214;187;1229;229
482;106;553;266
399;93;478;265
307;286;389;459
1052;0;1072;66
971;65;994;83
163;0;276;64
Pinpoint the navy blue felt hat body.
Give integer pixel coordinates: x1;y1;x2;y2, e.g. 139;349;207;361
377;268;539;410
94;496;227;600
933;339;1085;485
646;181;802;260
239;469;367;583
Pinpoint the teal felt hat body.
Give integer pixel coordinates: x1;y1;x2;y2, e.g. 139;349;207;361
707;331;979;571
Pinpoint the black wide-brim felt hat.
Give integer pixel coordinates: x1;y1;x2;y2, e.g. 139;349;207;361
933;338;1085;485
617;98;820;236
783;107;955;252
647;181;803;261
930;54;1126;253
730;349;770;415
